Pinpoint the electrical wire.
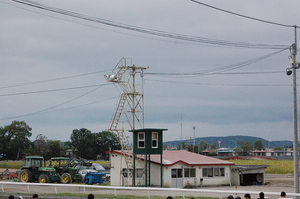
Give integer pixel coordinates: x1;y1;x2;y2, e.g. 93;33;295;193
10;0;289;50
145;48;288;76
145;78;290;87
0;83;110;97
0;69;110;89
0;83;109;121
190;0;298;28
0;95;119;121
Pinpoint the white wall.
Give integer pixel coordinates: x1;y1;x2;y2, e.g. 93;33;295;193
110;152;232;187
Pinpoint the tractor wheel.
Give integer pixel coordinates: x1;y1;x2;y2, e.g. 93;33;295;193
60;173;72;184
19;169;33;182
38;174;49;183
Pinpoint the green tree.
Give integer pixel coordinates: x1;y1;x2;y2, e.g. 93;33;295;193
198;140;208;153
254;139;265;150
235;141;253;156
0;121;32;160
177;141;187;150
94;131;121;160
32;134;49;157
44;140;62;160
70;128;95;159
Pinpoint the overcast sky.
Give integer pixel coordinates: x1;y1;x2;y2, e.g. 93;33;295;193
1;0;300;143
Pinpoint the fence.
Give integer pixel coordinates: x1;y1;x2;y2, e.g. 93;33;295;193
1;182;300;199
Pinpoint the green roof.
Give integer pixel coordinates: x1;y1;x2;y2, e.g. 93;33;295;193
129;128;168;132
25;156;43;159
51;157;70;160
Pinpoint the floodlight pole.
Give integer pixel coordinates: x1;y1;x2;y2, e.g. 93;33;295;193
291;25;299;196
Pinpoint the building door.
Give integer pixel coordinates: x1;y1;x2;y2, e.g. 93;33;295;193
171;168;183;188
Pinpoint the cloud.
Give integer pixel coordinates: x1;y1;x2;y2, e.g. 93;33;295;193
0;0;298;143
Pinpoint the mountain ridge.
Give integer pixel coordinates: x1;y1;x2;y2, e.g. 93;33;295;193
164;135;292;148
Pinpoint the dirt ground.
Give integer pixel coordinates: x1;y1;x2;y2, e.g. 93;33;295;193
0;170;298;199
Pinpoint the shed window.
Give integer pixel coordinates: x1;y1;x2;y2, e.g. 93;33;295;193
203;167;225;177
138;132;145;148
152;132;158;148
184;168;196;177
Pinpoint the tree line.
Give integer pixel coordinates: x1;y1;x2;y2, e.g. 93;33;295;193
0;121;121;160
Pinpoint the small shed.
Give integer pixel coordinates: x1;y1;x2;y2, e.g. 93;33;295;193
230;165;269;186
110;150;235;187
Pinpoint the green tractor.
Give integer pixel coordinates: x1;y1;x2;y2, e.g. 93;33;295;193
50;157;82;184
19;156;60;183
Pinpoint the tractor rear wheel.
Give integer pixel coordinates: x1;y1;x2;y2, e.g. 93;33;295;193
60;173;72;184
38;174;49;183
19;169;33;182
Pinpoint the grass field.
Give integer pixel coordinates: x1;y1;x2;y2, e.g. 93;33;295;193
228;159;295;174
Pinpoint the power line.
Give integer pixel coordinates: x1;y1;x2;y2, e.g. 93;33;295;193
10;0;289;50
0;69;110;89
0;83;110;97
0;83;108;121
0;95;119;121
145;48;288;76
145;79;290;87
190;0;298;28
146;71;284;77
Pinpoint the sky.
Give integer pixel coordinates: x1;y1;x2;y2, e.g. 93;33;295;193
0;0;300;143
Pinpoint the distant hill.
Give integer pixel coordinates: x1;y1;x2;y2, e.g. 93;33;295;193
163;135;292;149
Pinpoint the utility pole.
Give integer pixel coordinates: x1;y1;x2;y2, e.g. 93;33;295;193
292;26;299;196
193;126;196;153
287;26;299;196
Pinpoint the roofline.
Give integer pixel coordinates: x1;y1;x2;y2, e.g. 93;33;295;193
129;128;168;132
111;150;235;167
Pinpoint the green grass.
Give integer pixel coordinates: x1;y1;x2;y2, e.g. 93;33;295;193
228;159;294;174
0;161;23;169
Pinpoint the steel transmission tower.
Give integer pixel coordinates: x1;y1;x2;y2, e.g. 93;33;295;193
105;58;148;183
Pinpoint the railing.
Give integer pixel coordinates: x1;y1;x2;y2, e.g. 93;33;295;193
1;182;300;199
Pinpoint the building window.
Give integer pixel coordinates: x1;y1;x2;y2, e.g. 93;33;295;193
138;132;145;148
203;167;225;177
171;168;183;178
152;132;158;148
184;168;196;177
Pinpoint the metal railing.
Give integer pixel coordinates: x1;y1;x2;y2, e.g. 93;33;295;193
1;182;300;199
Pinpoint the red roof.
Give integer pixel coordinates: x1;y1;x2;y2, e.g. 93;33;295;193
112;150;235;167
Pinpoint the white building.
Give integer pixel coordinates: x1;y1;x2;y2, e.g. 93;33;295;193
110;150;235;188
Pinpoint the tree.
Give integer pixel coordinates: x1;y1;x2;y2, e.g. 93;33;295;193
254;139;265;150
0;121;32;160
70;128;95;159
235;141;253;156
198;140;208;153
32;134;49;157
177;142;187;150
94;131;121;160
45;140;62;159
